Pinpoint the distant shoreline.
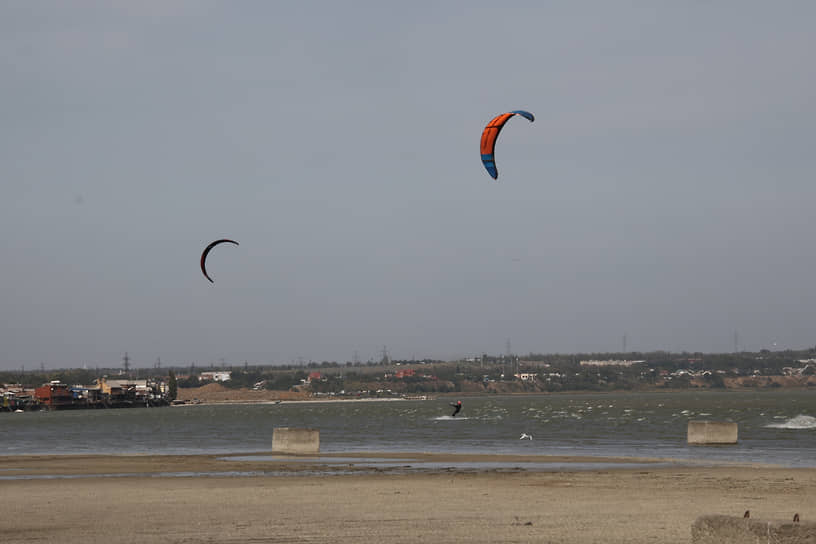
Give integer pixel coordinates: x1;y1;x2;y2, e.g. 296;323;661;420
174;385;816;406
171;396;419;407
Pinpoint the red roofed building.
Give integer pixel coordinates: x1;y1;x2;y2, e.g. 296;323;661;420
34;381;74;410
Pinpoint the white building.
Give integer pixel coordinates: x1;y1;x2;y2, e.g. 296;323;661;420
514;373;538;382
579;360;644;367
199;371;231;382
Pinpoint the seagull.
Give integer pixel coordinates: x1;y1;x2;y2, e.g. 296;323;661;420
794;513;800;523
519;433;533;440
744;510;750;519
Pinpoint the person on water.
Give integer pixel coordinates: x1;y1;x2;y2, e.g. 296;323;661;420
449;400;462;417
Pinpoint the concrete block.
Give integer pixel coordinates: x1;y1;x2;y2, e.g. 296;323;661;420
687;420;738;444
692;515;816;543
272;427;320;454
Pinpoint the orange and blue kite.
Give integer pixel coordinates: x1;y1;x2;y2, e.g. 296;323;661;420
480;110;534;179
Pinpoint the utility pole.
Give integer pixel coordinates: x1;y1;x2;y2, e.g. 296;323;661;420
123;352;130;377
622;333;627;354
733;331;739;353
380;346;389;365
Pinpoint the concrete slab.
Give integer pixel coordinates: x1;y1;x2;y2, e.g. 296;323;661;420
272;427;320;454
687;420;738;445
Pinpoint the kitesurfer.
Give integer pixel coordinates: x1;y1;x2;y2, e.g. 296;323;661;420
449;400;462;417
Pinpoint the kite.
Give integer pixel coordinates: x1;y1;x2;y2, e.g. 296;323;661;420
480;110;534;179
200;239;239;283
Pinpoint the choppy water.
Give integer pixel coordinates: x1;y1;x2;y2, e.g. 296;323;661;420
2;391;814;467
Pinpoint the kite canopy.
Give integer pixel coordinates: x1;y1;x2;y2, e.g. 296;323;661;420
200;239;239;283
480;110;534;179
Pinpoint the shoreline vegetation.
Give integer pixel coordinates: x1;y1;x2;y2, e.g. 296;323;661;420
1;452;814;543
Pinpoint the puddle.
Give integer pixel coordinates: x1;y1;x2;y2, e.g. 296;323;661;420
0;456;675;480
220;455;673;472
0;470;351;481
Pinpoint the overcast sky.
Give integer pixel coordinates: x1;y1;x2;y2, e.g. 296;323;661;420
2;2;815;370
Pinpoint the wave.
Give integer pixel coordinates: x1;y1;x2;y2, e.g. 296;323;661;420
765;415;816;430
432;416;470;421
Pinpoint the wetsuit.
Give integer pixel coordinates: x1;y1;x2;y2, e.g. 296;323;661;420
450;401;462;417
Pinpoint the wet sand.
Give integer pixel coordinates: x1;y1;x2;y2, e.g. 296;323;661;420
1;453;814;543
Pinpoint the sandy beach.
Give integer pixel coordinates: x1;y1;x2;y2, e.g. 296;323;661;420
1;453;814;543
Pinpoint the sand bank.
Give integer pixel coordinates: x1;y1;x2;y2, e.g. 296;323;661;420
1;453;813;543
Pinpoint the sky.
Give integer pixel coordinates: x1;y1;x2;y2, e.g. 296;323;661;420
2;2;816;370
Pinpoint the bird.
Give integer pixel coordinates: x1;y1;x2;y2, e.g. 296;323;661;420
744;510;750;518
519;433;533;440
794;513;799;523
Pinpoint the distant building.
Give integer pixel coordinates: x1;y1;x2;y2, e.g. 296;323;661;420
34;381;74;409
579;360;644;367
789;361;816;376
519;361;550;368
199;371;231;382
97;377;149;394
514;373;538;382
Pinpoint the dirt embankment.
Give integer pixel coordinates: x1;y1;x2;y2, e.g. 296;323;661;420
177;383;311;403
179;373;816;404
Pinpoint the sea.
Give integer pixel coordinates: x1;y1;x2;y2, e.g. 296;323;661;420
2;390;815;467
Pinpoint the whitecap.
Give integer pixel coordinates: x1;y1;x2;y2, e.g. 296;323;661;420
765;415;816;430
